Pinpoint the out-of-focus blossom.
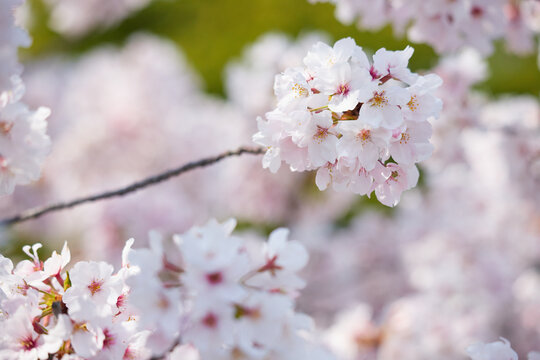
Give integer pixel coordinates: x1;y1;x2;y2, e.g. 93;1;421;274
310;0;540;56
43;0;153;37
226;32;329;118
0;1;51;196
0;0;30;96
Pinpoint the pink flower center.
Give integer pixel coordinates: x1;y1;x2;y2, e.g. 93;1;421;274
369;66;381;80
19;336;37;351
369;91;389;108
336;84;350;96
471;6;484;18
258;255;283;276
202;312;218;328
314;126;329;143
88;279;104;296
357;129;371;143
123;347;135;360
103;329;116;349
206;271;223;285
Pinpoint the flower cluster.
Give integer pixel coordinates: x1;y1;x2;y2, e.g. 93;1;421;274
0;219;333;359
253;37;442;207
310;0;540;55
0;0;51;196
295;51;540;360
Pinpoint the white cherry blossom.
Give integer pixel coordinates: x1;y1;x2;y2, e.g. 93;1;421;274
254;38;441;206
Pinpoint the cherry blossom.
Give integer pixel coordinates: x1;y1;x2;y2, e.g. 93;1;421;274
254;38;441;206
310;0;540;56
0;0;51;196
0;219;334;359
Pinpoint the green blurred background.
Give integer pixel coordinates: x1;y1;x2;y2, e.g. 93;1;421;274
25;0;540;97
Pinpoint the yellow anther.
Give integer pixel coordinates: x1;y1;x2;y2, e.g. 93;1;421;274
291;83;308;98
399;132;410;144
407;95;418;112
370;91;389;108
356;129;371;144
313;126;329;143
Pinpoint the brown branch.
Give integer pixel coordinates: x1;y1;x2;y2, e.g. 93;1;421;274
1;146;265;227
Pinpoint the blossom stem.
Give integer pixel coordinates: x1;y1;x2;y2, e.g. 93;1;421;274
309;105;329;112
0;146;265;227
379;74;393;85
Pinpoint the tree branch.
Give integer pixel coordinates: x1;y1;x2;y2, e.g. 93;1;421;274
1;146;265;227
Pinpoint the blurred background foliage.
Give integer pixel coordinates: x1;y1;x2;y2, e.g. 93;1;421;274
24;0;540;97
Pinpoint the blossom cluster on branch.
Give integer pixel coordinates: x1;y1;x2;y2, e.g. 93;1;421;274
254;38;442;206
310;0;540;55
0;219;334;360
298;49;540;360
0;0;50;196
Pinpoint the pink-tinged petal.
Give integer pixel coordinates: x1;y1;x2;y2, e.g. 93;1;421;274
315;165;332;190
414;142;434;162
333;37;357;62
262;147;281;173
349;168;373;195
380;106;404;129
329;92;360;112
359;104;385;128
390;141;415;165
405;164;419;189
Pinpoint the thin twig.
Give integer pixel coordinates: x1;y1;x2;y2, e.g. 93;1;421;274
1;146;265;227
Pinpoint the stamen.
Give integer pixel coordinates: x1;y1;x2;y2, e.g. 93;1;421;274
369;91;389;108
19;336;37;351
291;83;308;98
313;126;329;143
356;129;371;143
399;132;410;144
407;95;418;112
87;279;104;296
